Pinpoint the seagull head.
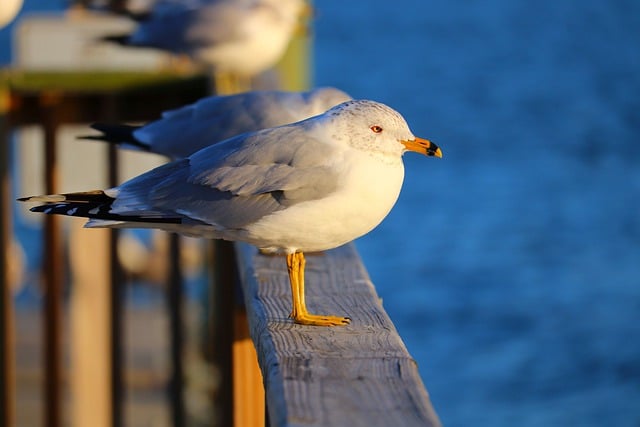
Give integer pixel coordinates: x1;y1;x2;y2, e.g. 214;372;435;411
324;100;442;159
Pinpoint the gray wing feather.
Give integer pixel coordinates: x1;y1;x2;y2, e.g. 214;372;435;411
114;123;341;229
133;88;351;159
136;91;308;158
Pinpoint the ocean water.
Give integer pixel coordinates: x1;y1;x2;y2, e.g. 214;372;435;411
313;1;640;426
3;1;640;426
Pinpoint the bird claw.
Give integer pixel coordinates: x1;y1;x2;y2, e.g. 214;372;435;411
290;312;351;327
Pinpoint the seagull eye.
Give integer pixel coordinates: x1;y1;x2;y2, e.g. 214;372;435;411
370;125;383;133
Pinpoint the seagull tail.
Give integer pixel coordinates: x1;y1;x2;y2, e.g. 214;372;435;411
79;123;151;152
18;190;181;226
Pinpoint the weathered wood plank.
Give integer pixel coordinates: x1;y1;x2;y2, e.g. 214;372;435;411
235;243;441;427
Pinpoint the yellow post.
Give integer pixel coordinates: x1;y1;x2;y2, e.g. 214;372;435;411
233;309;265;427
275;26;312;92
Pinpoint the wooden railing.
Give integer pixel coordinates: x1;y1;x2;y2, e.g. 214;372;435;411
233;242;441;427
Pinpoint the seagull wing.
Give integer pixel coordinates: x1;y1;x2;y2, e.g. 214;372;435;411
114;123;341;229
136;91;301;158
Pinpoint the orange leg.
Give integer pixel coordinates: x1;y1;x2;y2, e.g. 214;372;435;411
285;252;350;326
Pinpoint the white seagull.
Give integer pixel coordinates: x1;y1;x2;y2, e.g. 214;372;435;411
83;87;351;159
20;100;443;326
102;0;307;89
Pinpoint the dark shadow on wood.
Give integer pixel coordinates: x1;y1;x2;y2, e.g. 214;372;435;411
211;240;237;427
167;233;185;427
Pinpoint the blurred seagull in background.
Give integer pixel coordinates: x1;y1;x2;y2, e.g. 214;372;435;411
82;87;351;159
101;0;308;92
20;100;443;326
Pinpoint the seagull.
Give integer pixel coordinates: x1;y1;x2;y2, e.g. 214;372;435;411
20;100;443;326
102;0;307;91
82;87;351;159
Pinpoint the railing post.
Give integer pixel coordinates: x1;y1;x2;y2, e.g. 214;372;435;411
167;233;185;426
6;71;211;426
210;240;265;427
106;102;125;427
233;304;265;427
40;91;65;427
0;81;15;427
210;240;235;426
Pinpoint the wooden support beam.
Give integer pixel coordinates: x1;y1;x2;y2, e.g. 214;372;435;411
40;92;65;427
69;221;112;427
211;240;266;427
167;233;185;427
210;240;235;427
234;243;442;427
233;307;265;427
4;70;209;427
106;110;125;427
0;86;15;427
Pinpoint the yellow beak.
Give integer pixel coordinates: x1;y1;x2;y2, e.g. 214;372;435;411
401;137;443;158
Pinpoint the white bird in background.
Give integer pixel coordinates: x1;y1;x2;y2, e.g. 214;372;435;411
83;87;352;159
0;0;23;29
102;0;308;92
20;100;443;326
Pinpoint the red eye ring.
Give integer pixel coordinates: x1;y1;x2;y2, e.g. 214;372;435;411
370;125;383;133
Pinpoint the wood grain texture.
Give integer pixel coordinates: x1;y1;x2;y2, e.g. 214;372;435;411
235;243;441;427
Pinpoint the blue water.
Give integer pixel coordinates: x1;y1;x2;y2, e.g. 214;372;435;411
314;1;640;426
3;1;640;426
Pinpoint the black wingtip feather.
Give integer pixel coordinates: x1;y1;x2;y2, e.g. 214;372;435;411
27;190;116;219
78;123;150;151
25;190;182;224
